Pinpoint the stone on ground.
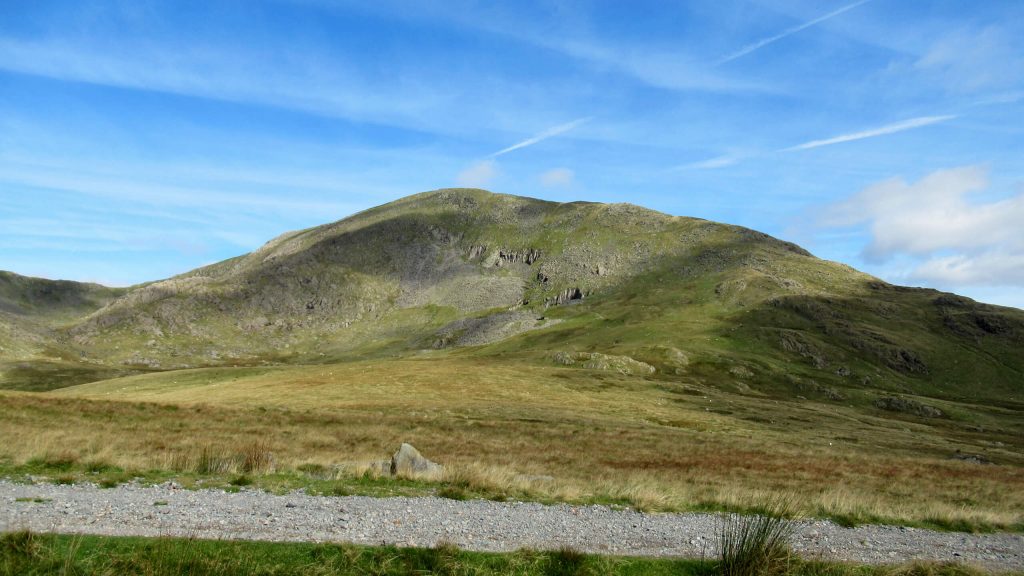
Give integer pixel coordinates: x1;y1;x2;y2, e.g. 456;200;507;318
390;443;442;477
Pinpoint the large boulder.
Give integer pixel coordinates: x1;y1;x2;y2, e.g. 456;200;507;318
390;443;442;478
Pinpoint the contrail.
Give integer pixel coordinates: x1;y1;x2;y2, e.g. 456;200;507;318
490;117;593;157
782;115;956;151
716;0;871;65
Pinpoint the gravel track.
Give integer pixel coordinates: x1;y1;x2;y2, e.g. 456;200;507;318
2;480;1021;571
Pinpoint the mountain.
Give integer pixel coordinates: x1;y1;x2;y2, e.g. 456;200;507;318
2;188;1022;407
0;271;128;390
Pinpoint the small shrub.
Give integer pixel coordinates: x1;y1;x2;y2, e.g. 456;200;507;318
229;475;252;487
718;501;794;576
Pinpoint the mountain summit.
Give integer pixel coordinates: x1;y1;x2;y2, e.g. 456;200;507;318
2;188;1022;403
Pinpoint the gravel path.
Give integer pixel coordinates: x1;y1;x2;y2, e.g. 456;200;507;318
2;480;1021;571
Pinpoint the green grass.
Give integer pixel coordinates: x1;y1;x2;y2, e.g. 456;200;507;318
0;531;704;576
0;531;1003;576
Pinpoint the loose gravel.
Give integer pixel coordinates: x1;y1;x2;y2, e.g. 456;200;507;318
2;480;1021;571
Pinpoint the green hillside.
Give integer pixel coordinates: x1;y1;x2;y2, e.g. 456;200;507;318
3;188;1023;404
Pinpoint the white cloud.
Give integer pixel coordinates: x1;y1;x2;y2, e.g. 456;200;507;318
821;165;1024;287
490;117;592;157
456;160;498;188
783;115;955;152
716;0;871;65
539;168;575;188
912;252;1024;286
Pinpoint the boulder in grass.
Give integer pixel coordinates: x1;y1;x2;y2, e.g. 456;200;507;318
390;443;442;478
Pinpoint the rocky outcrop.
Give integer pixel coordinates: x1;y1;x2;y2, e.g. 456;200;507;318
546;287;585;307
779;330;827;369
552;351;656;376
874;396;944;418
951;452;993;465
794;379;845;401
495;249;542;266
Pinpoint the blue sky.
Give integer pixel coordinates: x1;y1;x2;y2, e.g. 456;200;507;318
1;0;1022;308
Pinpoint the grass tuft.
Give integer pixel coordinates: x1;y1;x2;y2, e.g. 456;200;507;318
0;530;41;561
25;452;77;472
195;445;233;475
14;497;50;503
241;439;274;474
543;545;591;576
719;499;795;576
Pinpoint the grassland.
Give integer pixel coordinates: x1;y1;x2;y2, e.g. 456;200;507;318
1;189;1022;538
0;530;1005;576
2;354;1021;531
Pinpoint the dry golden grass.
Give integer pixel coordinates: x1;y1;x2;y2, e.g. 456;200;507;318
1;357;1021;529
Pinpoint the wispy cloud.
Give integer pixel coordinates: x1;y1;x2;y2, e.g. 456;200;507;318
456;160;498;187
539;167;575;188
670;154;741;171
716;0;871;65
0;162;361;218
915;26;1024;93
490;117;592;157
782;115;956;152
333;4;773;94
0;37;454;135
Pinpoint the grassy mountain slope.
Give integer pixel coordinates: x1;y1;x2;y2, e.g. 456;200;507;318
2;188;1023;527
0;272;130;390
0;271;126;322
